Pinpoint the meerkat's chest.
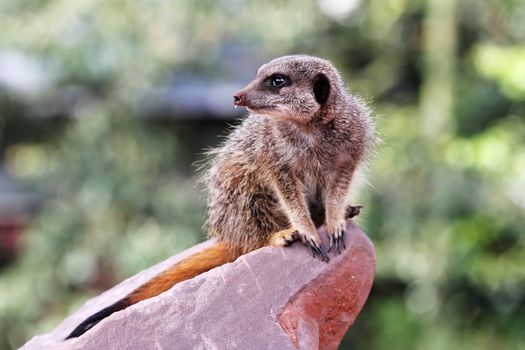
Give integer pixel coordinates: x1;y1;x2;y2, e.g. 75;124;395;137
290;150;329;196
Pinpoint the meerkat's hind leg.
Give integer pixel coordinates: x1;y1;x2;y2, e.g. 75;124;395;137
345;205;363;219
268;228;330;262
268;228;299;247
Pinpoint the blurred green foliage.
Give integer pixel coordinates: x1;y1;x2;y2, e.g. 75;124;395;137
0;0;524;349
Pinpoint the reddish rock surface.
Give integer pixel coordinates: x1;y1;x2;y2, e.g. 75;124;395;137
21;221;375;350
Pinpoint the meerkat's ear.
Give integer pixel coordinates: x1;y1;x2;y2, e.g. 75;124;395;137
313;73;330;105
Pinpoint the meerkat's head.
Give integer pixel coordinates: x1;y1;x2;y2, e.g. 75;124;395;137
233;55;345;123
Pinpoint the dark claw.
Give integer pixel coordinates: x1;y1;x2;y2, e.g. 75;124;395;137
320;246;330;262
328;228;346;255
337;229;346;254
308;242;316;257
313;242;323;257
303;237;330;263
328;234;336;253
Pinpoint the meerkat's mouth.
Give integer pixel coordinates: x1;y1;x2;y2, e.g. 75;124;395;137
246;105;277;114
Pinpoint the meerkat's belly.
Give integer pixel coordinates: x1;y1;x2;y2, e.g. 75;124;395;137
297;166;327;227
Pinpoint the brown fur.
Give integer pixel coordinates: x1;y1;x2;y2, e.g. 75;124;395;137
66;55;376;339
128;243;237;303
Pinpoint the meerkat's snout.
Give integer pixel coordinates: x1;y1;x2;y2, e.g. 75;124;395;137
233;91;245;106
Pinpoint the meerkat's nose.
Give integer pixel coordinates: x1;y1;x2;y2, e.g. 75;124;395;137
233;91;245;106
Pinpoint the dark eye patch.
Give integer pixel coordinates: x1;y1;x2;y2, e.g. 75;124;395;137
264;74;291;89
313;73;330;105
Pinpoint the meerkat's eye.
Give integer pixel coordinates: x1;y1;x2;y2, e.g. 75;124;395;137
266;74;290;89
271;76;286;87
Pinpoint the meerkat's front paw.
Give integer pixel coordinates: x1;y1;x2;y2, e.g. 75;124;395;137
298;231;330;262
327;220;346;254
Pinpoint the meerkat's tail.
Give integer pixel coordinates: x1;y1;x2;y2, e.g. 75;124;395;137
65;242;238;339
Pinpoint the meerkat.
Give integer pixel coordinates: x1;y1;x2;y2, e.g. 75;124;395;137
66;54;376;339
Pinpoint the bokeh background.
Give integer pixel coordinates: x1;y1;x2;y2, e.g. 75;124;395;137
1;0;524;349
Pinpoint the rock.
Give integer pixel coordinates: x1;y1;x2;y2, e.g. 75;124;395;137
21;221;375;350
